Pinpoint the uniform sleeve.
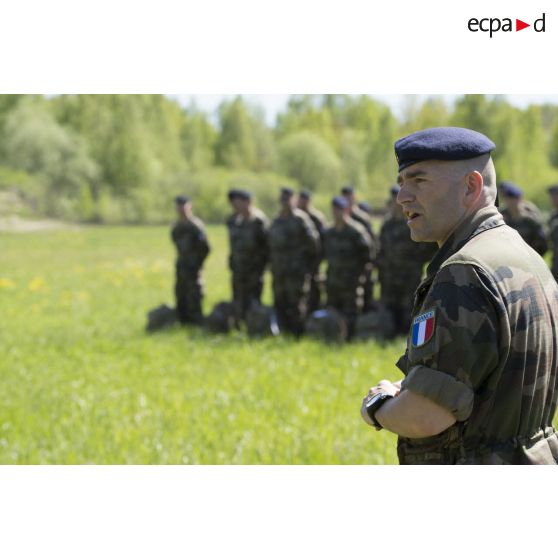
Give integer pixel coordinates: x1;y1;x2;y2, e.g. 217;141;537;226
530;221;548;256
196;226;210;266
355;228;373;269
255;217;270;267
401;263;502;421
300;214;320;264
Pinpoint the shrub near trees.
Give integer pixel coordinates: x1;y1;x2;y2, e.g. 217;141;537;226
1;94;558;223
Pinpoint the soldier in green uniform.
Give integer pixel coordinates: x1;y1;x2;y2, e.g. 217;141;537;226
377;185;436;335
360;127;558;465
547;184;558;282
226;189;269;322
171;195;210;325
269;187;320;336
499;182;548;256
226;188;241;230
297;189;328;312
323;196;373;338
341;186;378;312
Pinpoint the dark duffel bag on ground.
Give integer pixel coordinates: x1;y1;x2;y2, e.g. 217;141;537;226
146;304;177;332
305;308;348;343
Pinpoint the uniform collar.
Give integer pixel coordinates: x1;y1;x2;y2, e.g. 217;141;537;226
426;205;505;278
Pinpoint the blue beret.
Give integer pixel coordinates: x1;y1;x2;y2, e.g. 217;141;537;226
500;181;523;198
299;189;312;199
227;189;240;201
357;201;372;214
175;195;190;205
236;189;252;200
280;187;295;197
548;184;558;195
341;185;354;195
394;127;496;171
389;185;400;196
332;196;349;209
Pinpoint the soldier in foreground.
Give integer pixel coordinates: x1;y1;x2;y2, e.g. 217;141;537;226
171;195;210;325
499;181;548;256
548;184;558;282
297;189;328;312
340;186;378;311
361;127;558;464
377;185;436;335
226;189;269;322
269;187;320;336
323;196;372;338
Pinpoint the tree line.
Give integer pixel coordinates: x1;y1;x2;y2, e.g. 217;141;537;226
1;94;558;223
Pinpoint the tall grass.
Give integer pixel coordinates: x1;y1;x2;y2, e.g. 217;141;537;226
0;225;402;464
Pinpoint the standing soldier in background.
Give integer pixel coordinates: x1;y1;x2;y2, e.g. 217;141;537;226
297;189;328;312
548;184;558;282
227;189;269;322
340;186;378;312
226;188;241;229
499;181;548;256
377;185;436;335
171;195;210;325
269;187;320;336
323;196;373;338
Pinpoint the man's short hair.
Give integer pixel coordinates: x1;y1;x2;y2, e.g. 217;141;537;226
175;195;190;205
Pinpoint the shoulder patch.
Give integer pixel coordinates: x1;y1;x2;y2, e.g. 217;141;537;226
411;309;436;347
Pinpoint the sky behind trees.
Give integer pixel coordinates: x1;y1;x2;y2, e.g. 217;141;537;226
173;94;558;124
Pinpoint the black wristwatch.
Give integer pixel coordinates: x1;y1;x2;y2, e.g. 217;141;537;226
364;392;394;430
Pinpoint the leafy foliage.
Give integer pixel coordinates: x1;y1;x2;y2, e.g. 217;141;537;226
1;94;558;222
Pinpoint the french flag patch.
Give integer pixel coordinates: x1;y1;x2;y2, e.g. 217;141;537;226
411;309;436;347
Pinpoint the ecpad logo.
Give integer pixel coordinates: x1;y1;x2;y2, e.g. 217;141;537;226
468;13;546;37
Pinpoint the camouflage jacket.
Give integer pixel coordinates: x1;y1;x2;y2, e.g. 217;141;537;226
323;219;372;285
269;208;320;275
171;216;210;272
500;203;548;256
396;205;558;465
377;212;436;287
548;210;558;278
302;207;328;241
350;206;379;260
227;208;269;275
301;206;328;265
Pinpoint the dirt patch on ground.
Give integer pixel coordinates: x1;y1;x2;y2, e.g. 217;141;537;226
0;216;81;233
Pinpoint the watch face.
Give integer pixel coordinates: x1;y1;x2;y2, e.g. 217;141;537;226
365;393;382;409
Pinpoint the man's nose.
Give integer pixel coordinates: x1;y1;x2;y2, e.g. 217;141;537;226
396;185;414;205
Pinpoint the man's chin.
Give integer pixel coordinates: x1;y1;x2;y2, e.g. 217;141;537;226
409;230;433;243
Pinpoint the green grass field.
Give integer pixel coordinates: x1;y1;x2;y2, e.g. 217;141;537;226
0;225;404;464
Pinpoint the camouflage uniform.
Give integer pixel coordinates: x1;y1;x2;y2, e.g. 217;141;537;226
396;205;558;464
500;202;548;256
323;219;373;336
377;211;436;335
269;208;320;335
171;217;210;324
349;205;378;311
548;210;558;282
227;207;269;321
300;206;328;312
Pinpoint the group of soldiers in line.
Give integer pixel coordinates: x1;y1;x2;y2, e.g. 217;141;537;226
168;179;558;340
170;185;434;340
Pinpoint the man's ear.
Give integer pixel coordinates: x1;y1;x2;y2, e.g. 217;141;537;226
464;171;483;207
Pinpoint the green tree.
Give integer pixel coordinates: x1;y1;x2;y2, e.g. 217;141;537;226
181;110;217;170
278;131;341;192
3;97;99;216
215;97;276;171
